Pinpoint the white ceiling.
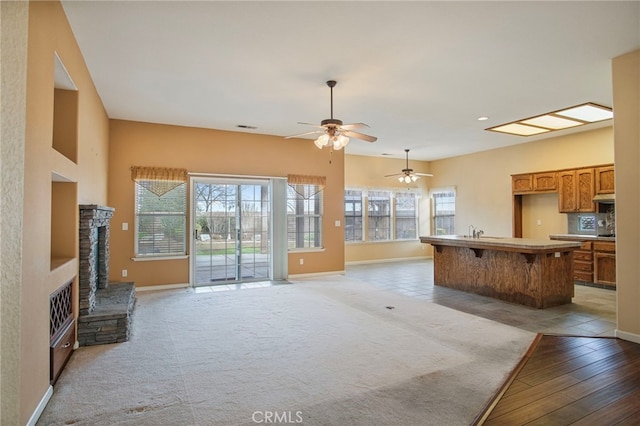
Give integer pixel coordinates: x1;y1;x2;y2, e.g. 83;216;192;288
60;1;640;161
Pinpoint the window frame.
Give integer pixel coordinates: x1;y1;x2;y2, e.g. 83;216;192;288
134;179;188;258
430;187;456;235
367;190;392;241
286;183;323;251
344;189;364;242
394;191;418;240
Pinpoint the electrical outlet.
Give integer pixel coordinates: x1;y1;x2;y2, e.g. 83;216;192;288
122;269;128;277
536;219;542;226
122;222;128;231
299;259;304;265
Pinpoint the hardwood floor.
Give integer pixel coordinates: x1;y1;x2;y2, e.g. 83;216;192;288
477;335;640;425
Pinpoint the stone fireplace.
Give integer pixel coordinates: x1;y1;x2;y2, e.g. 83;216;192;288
77;205;135;346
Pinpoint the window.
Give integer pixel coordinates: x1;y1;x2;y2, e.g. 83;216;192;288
432;189;455;235
395;192;417;239
135;180;187;256
287;184;323;249
345;189;420;242
368;191;391;241
344;189;363;241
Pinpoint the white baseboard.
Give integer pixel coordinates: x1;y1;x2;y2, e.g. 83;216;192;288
27;385;52;426
288;270;346;279
135;283;190;292
615;329;640;344
345;256;430;266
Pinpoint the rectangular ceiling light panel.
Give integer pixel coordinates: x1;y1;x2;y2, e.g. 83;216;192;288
489;123;551;136
555;103;613;122
486;102;612;137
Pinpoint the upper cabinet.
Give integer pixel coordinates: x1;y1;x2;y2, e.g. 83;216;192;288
558;168;595;213
595;165;615;194
512;172;557;194
512;174;533;193
533;172;557;192
513;164;613;213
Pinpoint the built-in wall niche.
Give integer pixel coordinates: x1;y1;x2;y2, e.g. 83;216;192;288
50;178;77;271
53;52;78;164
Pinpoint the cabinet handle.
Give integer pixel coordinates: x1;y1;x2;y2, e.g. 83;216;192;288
62;342;71;348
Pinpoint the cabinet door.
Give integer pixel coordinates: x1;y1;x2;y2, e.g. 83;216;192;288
558;171;577;212
594;252;616;286
533;172;557;191
595;165;615;194
576;168;595;212
512;174;533;193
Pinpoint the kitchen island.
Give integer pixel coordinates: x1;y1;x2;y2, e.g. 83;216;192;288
419;235;581;308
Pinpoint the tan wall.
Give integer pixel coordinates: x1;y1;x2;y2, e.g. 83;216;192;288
344;154;431;263
108;120;345;286
19;1;110;423
428;127;614;238
1;2;29;423
612;49;640;342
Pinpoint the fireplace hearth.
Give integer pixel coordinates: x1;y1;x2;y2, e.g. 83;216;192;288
77;205;135;346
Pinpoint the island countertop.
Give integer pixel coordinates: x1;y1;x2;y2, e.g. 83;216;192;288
419;234;580;308
419;235;581;254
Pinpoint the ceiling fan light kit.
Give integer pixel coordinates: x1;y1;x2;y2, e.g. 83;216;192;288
286;80;377;151
385;149;433;184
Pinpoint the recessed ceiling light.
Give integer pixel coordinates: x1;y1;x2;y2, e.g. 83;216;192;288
486;102;612;137
477;116;489;121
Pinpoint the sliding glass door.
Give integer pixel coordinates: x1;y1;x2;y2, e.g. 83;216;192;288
192;178;271;285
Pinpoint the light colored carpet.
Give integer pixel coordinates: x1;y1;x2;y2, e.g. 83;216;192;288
38;275;536;426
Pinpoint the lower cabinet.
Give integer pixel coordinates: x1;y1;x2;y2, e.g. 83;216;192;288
594;241;616;287
550;237;616;288
50;318;75;384
573;242;594;283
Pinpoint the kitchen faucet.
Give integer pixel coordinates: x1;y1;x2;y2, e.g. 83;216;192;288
468;225;483;238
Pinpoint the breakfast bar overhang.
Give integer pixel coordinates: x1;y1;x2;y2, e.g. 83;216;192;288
420;236;581;309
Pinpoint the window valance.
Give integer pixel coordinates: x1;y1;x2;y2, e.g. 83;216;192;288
287;174;326;199
131;166;188;197
287;174;326;188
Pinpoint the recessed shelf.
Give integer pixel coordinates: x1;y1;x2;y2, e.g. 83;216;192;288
52;53;78;164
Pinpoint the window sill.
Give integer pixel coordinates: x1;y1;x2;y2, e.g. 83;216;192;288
132;255;189;262
288;247;325;253
346;239;419;245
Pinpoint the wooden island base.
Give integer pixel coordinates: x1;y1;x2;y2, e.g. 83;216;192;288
420;236;581;309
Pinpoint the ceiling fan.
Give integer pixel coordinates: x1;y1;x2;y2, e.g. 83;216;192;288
285;80;377;150
385;149;433;183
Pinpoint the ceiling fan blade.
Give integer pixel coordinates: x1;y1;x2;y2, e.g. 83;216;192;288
340;123;369;130
297;122;324;129
384;173;403;178
342;130;377;143
414;172;434;177
284;130;323;139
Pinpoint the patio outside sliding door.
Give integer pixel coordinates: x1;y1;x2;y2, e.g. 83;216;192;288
192;178;271;285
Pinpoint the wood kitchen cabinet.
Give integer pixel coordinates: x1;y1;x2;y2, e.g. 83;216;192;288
512;174;533;193
573;241;594;283
558;168;595;213
512;172;556;194
594;241;616;287
595;165;615;194
533;172;557;191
